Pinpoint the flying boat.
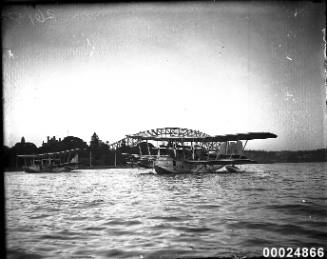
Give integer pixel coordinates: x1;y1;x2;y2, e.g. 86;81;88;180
126;132;277;174
17;148;80;173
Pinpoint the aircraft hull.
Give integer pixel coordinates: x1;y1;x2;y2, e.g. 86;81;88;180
23;165;73;173
225;165;242;173
154;157;225;174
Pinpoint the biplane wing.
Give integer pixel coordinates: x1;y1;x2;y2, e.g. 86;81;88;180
17;148;80;158
126;132;277;142
184;158;257;165
121;153;140;158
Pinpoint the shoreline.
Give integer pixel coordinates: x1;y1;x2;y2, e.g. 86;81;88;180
4;160;327;172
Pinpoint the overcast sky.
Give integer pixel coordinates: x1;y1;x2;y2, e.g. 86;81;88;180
3;2;326;151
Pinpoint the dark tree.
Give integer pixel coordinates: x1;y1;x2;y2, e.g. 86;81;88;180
90;132;100;150
62;136;88;150
89;133;109;166
14;141;37;155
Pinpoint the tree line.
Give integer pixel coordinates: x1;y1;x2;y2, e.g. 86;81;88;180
245;149;327;163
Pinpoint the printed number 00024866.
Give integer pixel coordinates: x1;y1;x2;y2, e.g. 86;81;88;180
263;247;325;258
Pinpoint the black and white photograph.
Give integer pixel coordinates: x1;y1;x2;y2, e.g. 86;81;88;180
2;1;327;258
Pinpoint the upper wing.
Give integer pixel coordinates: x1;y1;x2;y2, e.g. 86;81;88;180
126;132;277;142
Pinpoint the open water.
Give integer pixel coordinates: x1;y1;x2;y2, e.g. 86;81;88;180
5;162;327;258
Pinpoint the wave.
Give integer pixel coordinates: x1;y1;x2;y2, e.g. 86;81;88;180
265;203;327;217
7;249;43;259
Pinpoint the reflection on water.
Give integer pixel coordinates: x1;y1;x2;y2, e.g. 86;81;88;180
5;163;327;258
